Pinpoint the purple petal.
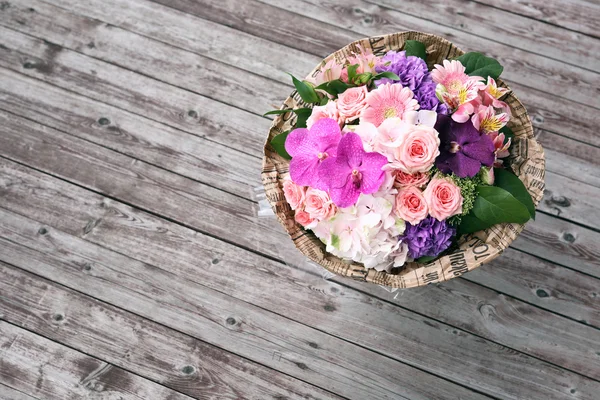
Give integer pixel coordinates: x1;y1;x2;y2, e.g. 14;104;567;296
434;114;456;143
454;119;482;145
358;152;387;194
462;135;495;167
336;132;365;168
448;152;482;178
310;118;342;152
289;154;320;186
285;128;313;157
329;177;361;208
319;156;351;190
434;151;456;174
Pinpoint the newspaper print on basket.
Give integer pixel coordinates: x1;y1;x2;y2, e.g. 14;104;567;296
262;31;545;288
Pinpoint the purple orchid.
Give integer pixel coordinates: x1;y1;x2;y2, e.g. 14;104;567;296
285;118;342;188
319;132;388;208
434;115;495;178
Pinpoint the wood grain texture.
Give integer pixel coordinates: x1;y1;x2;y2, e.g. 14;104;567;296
0;160;599;399
0;209;490;400
0;106;599;374
2;0;599;145
474;0;600;38
0;384;40;400
366;0;600;71
0;321;195;400
3;26;598;192
0;262;342;400
0;68;598;279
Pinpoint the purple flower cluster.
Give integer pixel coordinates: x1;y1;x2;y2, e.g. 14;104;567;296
403;217;456;259
375;51;446;113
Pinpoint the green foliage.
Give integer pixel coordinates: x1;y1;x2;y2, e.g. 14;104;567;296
289;73;320;104
472;186;531;225
456;52;503;81
270;130;292;160
445;172;482;225
404;40;427;60
494;167;535;219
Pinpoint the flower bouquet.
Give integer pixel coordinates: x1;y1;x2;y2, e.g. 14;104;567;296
262;32;544;288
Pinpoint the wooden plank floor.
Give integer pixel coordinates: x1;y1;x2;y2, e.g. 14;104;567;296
0;0;599;398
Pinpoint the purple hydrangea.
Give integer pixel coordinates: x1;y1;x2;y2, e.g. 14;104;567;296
403;217;456;259
375;51;443;112
414;81;449;115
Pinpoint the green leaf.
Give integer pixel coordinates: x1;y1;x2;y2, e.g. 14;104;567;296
472;185;530;225
457;213;492;235
319;96;329;106
404;40;427;60
288;73;320;104
270;130;292;160
315;82;338;97
294;108;312;128
493;168;536;219
263;109;291;116
373;71;400;81
416;255;437;263
326;79;352;94
456;52;503;80
347;64;359;83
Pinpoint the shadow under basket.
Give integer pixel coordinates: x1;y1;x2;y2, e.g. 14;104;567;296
262;31;545;288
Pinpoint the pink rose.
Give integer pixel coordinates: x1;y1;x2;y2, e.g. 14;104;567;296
294;209;314;227
423;177;463;221
393;125;440;173
394;186;428;225
337;86;369;124
394;171;430;189
283;179;306;210
306;101;342;129
304;188;337;221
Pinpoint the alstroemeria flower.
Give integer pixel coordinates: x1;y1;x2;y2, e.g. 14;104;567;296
489;131;511;167
307;58;344;86
432;60;483;122
480;77;511;114
285;118;342;188
319;132;388;207
435;115;495;178
472;105;509;133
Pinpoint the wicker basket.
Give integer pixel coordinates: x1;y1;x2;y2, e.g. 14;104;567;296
262;31;545;288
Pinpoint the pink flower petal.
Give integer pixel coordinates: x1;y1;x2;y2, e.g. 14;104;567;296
285;128;311;157
358;152;387;194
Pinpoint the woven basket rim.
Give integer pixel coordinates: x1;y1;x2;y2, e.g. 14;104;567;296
262;31;545;288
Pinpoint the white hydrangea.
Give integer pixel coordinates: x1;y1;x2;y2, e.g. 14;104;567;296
312;193;409;272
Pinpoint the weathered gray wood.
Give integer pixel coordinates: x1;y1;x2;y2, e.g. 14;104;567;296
1;106;599;372
0;384;40;400
0;321;195;400
2;0;599;145
477;0;600;38
2;28;598;191
0;77;598;278
0;262;343;400
366;0;600;71
0;208;491;400
43;0;600;109
1;161;599;399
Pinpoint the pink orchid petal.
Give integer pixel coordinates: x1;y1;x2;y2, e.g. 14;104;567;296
285;128;312;157
289;154;320;186
358;153;387;194
329;178;361;208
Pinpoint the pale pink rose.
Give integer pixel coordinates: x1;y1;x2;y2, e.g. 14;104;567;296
423;177;463;221
306;101;342;129
394;171;430;189
337;86;368;124
283;179;306;210
294;209;314;227
394;186;428;225
392;125;440;173
304;188;337;221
